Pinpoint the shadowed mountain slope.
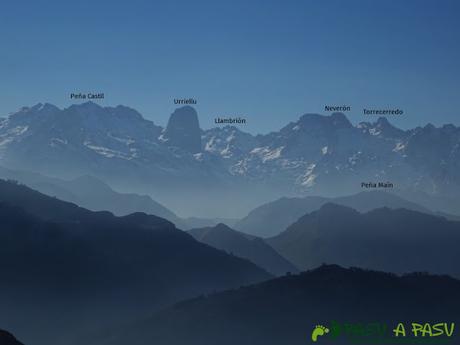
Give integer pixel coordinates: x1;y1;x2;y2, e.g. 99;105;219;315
96;265;460;345
235;191;433;237
267;203;460;277
2;103;460;217
0;180;271;345
188;223;297;276
0;330;24;345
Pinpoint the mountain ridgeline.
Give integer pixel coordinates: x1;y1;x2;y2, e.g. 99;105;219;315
1;102;460;345
161;106;201;153
1;102;460;217
95;265;460;345
0;180;270;345
188;223;298;276
267;203;460;278
0;165;233;230
234;191;433;237
0;330;24;345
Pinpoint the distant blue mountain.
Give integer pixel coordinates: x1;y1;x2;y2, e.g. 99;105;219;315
1;102;460;216
267;203;460;277
188;223;298;276
0;179;270;345
234;191;434;237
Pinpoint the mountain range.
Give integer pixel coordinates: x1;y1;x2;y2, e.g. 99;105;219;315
0;165;235;229
188;223;297;276
94;265;460;345
0;179;270;345
2;101;460;344
2;177;459;344
2;102;460;217
234;190;439;237
267;203;460;277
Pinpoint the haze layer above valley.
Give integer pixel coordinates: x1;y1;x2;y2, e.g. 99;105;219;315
1;102;459;218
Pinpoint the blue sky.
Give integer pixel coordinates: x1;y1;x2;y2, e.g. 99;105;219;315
1;0;459;134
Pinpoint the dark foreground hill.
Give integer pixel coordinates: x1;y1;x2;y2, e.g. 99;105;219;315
0;330;24;345
267;203;460;277
188;224;298;276
96;265;460;345
0;180;270;345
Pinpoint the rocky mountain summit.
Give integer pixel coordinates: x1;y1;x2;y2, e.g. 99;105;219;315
1;102;459;216
161;106;201;153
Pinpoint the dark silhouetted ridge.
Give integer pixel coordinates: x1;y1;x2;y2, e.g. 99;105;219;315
0;330;24;345
235;191;430;238
268;203;460;277
0;179;271;345
96;265;460;345
188;223;297;276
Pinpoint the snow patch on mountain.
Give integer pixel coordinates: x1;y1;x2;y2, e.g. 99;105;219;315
299;163;317;187
393;142;405;152
250;146;284;163
369;128;381;136
2;102;460;202
49;138;68;147
0;125;29;145
348;151;362;166
84;141;134;160
108;133;135;145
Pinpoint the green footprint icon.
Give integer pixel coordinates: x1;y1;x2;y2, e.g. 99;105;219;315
311;325;329;342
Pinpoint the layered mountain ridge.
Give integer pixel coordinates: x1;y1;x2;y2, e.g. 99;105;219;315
234;190;435;237
0;179;270;345
2;102;460;217
267;203;460;277
95;265;460;345
188;223;298;276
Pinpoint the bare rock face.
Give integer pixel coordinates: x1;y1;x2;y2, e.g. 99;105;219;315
163;106;201;153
